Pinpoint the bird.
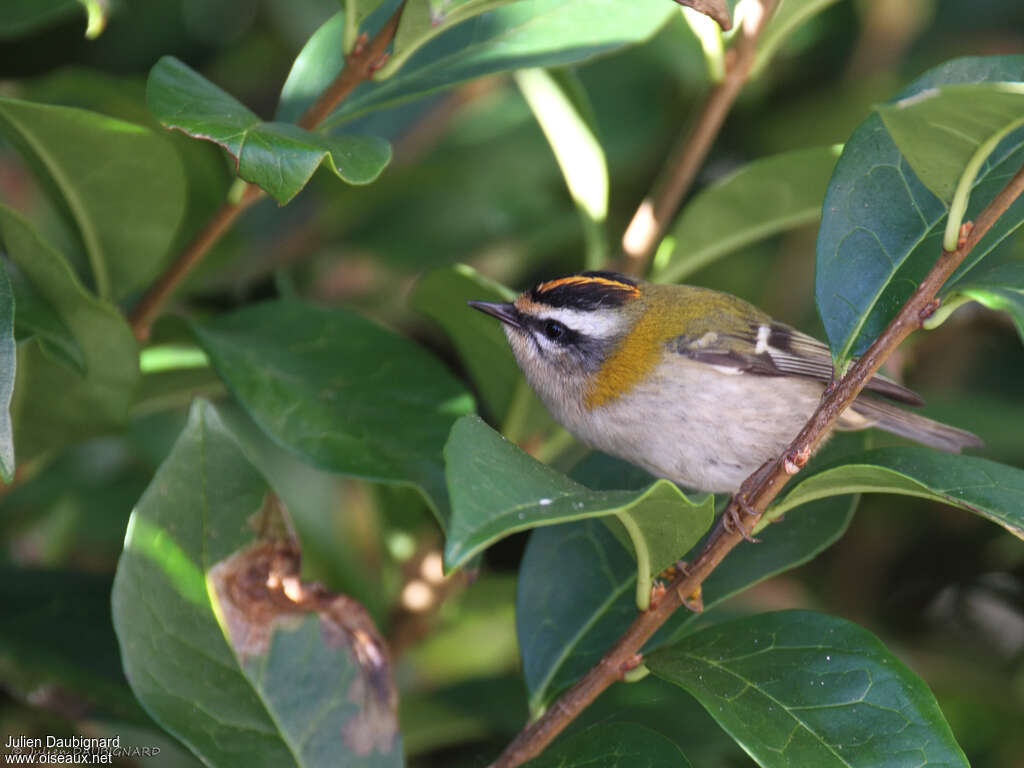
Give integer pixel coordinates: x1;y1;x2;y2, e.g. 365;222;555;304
468;270;981;494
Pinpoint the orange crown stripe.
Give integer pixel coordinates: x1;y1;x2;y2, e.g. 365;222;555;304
536;275;640;296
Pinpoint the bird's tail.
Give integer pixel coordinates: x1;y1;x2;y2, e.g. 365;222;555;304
839;395;983;453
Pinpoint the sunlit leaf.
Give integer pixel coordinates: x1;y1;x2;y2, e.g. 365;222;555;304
816;55;1024;363
0;97;187;299
940;261;1024;343
147;57;391;204
655;145;840;283
769;446;1024;539
112;400;402;767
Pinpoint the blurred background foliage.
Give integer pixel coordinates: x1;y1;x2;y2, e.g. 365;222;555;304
1;0;1023;766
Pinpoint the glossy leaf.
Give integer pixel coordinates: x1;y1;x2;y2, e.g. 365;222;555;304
147;57;391;204
524;722;691;767
383;0;517;79
344;0;387;52
0;264;13;482
517;493;856;712
752;0;842;77
877;81;1024;204
515;68;609;268
769;446;1024;539
322;0;675;127
444;416;714;586
191;300;473;524
941;261;1024;343
0;97;187;299
647;610;968;767
409;264;520;420
655;145;841;283
0;206;138;463
278;12;347;122
112;400;402;767
816;55;1024;363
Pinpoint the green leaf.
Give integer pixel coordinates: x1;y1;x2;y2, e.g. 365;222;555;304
0;0;82;39
0;264;14;482
0;206;138;463
278;12;347;123
752;0;842;77
878;82;1024;204
0;97;187;299
146;57;391;204
0;568;148;724
5;259;85;373
515;68;609;269
939;261;1024;343
877;81;1024;250
112;399;402;768
344;1;386;53
816;55;1024;363
444;417;714;597
383;0;518;79
517;492;856;712
409;264;519;420
524;722;692;767
191;300;473;524
646;610;968;767
654;145;841;283
322;0;675;127
769;446;1024;539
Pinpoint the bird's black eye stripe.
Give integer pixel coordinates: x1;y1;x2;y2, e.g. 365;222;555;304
543;319;566;341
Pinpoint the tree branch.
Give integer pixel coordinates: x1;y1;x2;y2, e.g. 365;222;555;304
488;160;1024;768
128;2;407;341
619;0;777;273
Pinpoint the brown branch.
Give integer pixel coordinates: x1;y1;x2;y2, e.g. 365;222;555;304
128;2;407;342
619;0;777;273
488;161;1024;768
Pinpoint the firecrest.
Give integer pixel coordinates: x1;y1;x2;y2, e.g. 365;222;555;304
469;271;981;494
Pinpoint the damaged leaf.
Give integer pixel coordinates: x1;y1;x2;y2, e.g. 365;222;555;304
112;399;402;767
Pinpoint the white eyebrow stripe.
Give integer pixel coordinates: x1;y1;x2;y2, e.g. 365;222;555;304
534;307;625;338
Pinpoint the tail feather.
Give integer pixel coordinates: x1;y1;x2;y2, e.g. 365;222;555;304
839;395;983;453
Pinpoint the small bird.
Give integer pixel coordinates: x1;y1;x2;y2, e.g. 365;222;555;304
469;271;981;494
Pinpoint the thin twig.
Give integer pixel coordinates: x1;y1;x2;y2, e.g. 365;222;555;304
619;0;777;273
488;160;1024;768
128;2;407;341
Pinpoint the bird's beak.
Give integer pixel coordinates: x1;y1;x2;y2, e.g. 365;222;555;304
467;301;522;328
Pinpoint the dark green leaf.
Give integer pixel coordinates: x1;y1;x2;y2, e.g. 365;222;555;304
409;264;519;420
0;97;187;299
0;568;148;724
191;300;473;524
939;260;1024;344
647;610;968;767
0;206;138;463
656;145;841;283
444;416;713;579
147;57;391;204
322;0;675;127
5;259;85;373
0;0;81;39
517;494;856;712
344;1;387;53
816;55;1024;363
112;399;402;768
524;722;691;767
0;263;14;482
770;446;1024;539
752;0;842;76
877;81;1024;204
